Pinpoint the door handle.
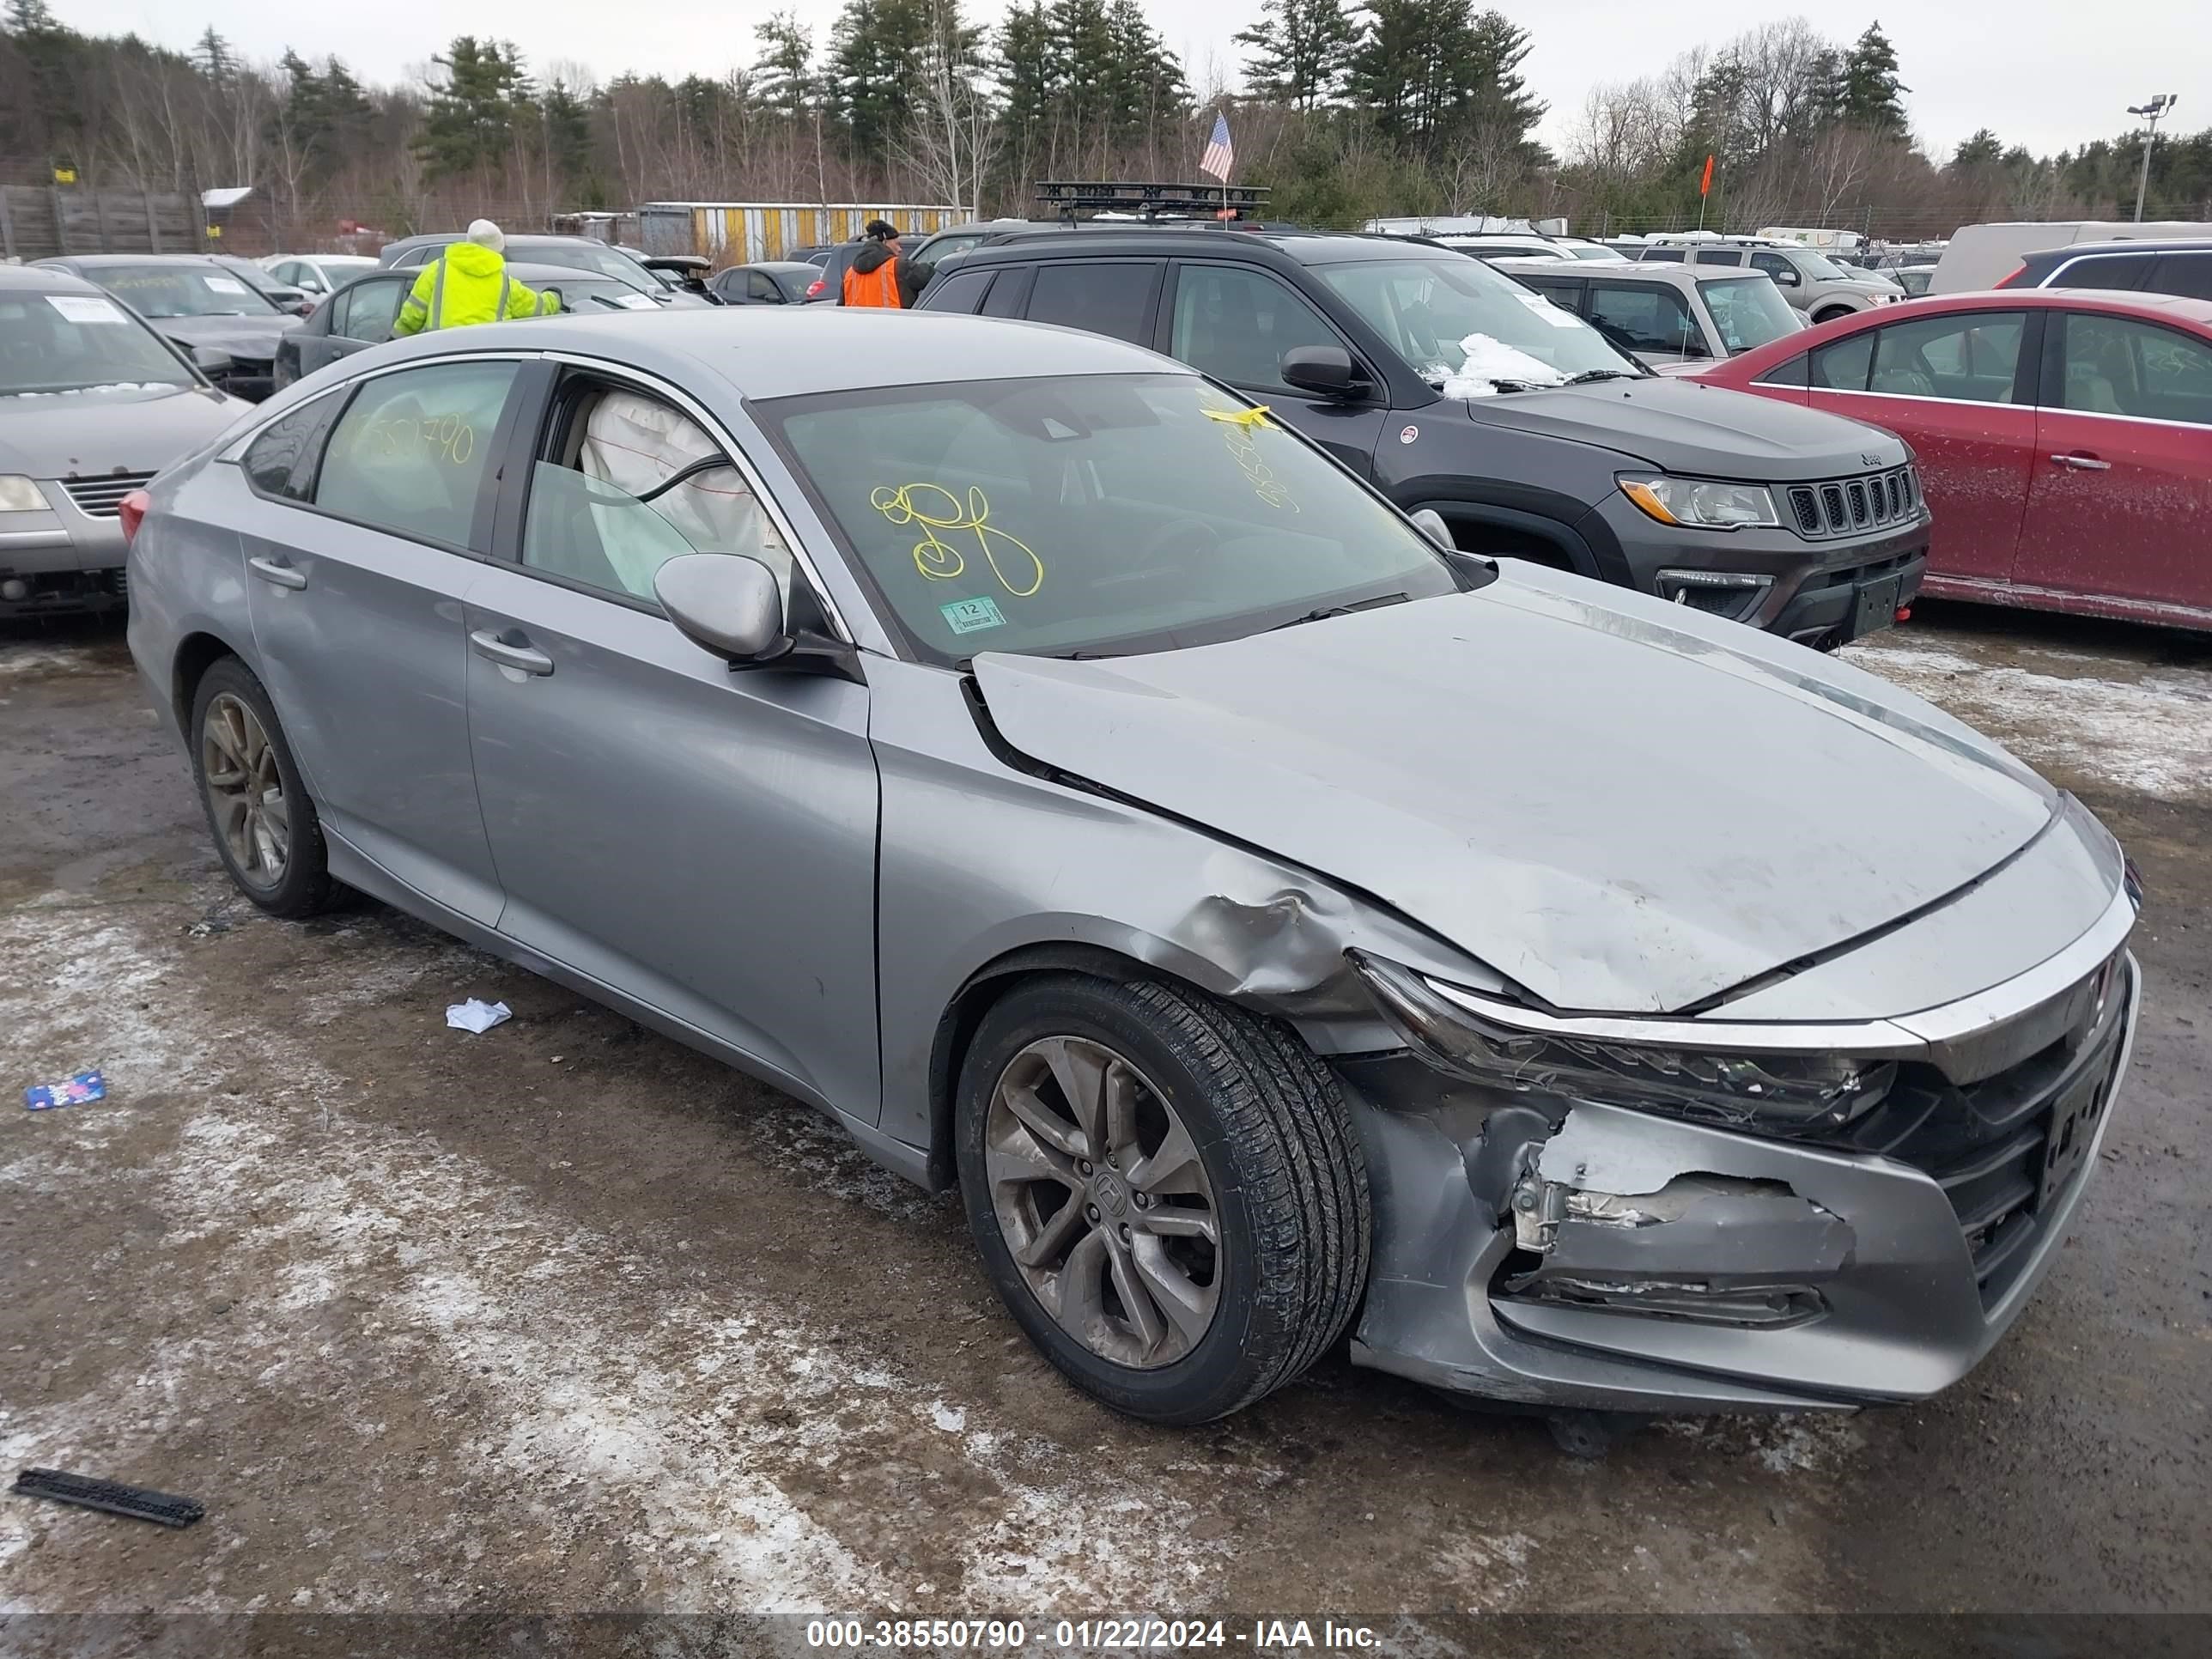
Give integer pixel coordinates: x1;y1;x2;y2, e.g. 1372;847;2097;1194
470;629;554;677
2048;453;2111;471
247;555;307;589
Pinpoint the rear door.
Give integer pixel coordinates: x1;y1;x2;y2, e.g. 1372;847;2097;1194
1804;308;2037;586
2147;252;2212;301
1583;278;1705;366
1019;258;1165;346
238;356;528;921
296;275;410;378
2014;309;2212;612
1160;260;1388;475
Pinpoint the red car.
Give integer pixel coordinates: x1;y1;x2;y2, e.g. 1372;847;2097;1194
1689;289;2212;631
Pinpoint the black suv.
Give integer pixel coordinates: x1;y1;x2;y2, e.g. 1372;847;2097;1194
918;231;1929;645
2002;238;2212;301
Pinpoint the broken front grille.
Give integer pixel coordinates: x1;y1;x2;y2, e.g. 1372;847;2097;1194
1824;953;2129;1309
60;472;155;518
1786;465;1919;540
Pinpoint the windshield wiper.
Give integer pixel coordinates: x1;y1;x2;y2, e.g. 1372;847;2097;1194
1562;368;1642;385
1267;592;1412;632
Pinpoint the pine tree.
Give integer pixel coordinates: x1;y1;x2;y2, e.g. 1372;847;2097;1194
3;0;62;34
994;0;1058;181
1952;128;2002;167
1233;0;1356;113
1460;10;1541;143
419;37;534;180
828;0;933;164
753;10;817;122
1840;21;1905;137
192;26;234;84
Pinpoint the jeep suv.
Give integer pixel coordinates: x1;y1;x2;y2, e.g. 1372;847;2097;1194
918;231;1927;646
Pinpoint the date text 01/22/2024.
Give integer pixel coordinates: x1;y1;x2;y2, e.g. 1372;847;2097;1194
802;1619;1382;1651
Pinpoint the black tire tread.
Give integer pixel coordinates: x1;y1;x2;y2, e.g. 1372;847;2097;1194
991;973;1372;1419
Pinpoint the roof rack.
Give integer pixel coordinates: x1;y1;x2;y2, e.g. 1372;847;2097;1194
1036;181;1270;223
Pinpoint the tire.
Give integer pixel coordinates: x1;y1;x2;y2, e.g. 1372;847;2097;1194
188;656;335;919
955;973;1370;1425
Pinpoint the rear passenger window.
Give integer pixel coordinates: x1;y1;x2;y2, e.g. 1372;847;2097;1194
1025;261;1159;344
1753;352;1810;388
313;360;518;548
2149;253;2212;301
2055;313;2212;426
980;266;1031;318
1810;333;1875;391
243;392;344;501
1170;264;1350;394
1868;312;2024;402
925;266;995;314
1692;248;1744;266
2050;254;2148;292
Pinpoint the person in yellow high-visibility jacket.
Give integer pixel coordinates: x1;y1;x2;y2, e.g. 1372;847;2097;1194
392;220;560;336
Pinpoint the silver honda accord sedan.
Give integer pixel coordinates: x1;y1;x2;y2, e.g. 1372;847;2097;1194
123;308;2140;1431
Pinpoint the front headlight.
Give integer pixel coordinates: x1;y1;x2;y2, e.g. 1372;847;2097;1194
1619;475;1778;531
0;475;48;514
1351;954;1895;1139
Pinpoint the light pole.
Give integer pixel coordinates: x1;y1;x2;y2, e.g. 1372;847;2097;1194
2126;94;2177;223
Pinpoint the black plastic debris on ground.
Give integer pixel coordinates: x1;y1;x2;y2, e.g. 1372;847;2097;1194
9;1468;204;1528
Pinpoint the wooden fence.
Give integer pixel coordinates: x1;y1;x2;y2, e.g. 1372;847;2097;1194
0;187;204;261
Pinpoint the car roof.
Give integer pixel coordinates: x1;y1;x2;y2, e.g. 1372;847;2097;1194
0;263;111;295
325;307;1186;400
955;229;1463;270
737;261;821;273
1488;258;1747;289
40;252;230;269
1879;288;2212;323
2031;237;2212;260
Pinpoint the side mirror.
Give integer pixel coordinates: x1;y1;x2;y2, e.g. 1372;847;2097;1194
1280;344;1370;400
191;345;234;376
1408;507;1453;550
1773;269;1802;289
654;553;789;664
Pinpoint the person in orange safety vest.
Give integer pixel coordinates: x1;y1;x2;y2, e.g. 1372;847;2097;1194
842;220;924;308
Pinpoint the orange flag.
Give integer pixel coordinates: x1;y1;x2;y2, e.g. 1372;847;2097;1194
1699;155;1715;196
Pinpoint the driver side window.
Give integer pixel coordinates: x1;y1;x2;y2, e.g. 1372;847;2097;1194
334;278;406;344
1170;265;1351;395
520;379;793;605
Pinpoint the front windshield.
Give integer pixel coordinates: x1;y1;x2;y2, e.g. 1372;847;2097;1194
555;277;658;311
94;264;283;319
1570;246;1630;261
0;290;196;394
519;245;660;292
1314;255;1638;392
1789;249;1850;281
1702;276;1802;352
762;372;1462;664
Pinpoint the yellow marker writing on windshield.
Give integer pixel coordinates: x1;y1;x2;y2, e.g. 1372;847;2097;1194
871;483;1044;599
1200;402;1298;513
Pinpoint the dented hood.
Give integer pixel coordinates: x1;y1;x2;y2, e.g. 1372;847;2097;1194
971;572;2057;1014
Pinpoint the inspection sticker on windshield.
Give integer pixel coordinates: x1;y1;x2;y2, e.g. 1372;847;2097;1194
940;596;1007;635
204;276;249;295
46;295;127;325
1516;292;1582;327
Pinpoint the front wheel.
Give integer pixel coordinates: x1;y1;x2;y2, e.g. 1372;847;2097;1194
1812;306;1856;325
956;974;1370;1425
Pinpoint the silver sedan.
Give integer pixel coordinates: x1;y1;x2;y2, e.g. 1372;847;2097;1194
122;308;2140;1433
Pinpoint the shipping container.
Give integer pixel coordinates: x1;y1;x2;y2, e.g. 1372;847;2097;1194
637;202;961;265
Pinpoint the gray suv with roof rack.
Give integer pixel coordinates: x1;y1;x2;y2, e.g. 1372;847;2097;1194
918;228;1927;647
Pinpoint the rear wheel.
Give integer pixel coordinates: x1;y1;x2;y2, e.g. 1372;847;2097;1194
189;656;334;918
956;974;1370;1425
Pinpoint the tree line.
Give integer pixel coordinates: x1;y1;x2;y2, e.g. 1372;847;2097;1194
3;0;2207;252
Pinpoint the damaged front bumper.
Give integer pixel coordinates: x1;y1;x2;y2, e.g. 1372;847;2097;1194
1334;939;2140;1415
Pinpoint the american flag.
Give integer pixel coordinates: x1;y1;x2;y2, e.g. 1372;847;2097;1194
1200;111;1234;182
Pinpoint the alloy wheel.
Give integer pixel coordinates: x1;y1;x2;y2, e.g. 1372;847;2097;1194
984;1035;1221;1369
201;691;290;889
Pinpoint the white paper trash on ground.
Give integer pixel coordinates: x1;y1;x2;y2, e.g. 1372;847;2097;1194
445;999;512;1035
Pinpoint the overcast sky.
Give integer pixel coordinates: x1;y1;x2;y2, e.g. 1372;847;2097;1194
50;0;2209;161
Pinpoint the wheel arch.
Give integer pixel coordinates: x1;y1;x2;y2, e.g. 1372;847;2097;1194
922;941;1224;1190
172;629;246;738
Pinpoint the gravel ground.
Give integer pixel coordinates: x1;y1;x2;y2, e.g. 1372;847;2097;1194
1;602;2207;1653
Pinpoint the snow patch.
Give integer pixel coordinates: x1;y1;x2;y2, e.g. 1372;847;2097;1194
1440;332;1568;399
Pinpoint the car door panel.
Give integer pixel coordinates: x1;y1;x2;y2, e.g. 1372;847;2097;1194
241;360;522;923
1805;313;2037;586
2016;311;2212;609
459;565;883;1118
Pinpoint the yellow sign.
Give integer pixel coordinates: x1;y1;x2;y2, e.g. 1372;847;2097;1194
205;223;223;239
52;167;76;185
